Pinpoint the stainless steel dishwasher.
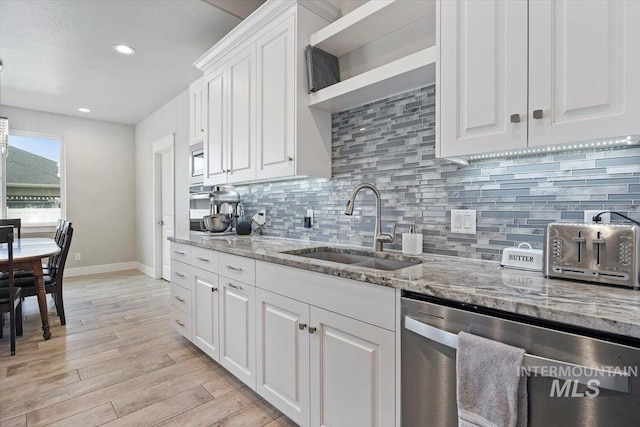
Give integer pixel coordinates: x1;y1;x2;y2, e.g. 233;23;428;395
401;292;640;427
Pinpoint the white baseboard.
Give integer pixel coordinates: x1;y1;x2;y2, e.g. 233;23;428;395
64;261;138;278
135;262;156;278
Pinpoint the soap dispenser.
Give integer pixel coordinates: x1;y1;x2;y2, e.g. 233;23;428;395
402;225;423;255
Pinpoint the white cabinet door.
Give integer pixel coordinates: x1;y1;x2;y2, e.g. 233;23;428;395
193;268;220;362
256;14;296;180
227;45;257;184
189;78;205;144
256;289;310;427
310;307;395;427
204;68;227;185
438;0;528;157
220;278;256;390
528;0;640;147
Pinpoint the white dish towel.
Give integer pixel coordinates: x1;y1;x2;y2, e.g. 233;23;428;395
456;331;528;427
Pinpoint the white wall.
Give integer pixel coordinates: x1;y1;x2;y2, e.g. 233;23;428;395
1;105;136;273
134;89;190;274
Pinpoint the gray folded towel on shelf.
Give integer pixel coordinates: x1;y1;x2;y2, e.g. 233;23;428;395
456;331;528;427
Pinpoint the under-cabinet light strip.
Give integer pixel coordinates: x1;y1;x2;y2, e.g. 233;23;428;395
469;137;638;161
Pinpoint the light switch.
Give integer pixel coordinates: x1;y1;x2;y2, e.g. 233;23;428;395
451;209;476;234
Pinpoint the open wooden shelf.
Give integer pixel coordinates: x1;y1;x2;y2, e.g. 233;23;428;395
308;47;436;113
309;0;435;57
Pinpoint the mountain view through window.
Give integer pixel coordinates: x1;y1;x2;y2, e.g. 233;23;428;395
6;134;61;224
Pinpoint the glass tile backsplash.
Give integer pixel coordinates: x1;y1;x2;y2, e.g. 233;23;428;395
237;85;640;260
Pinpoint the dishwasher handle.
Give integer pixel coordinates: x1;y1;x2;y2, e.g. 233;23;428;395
404;315;630;394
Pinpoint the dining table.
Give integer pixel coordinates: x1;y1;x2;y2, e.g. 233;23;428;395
0;237;61;340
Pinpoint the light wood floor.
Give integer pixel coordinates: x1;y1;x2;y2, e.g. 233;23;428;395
0;270;296;427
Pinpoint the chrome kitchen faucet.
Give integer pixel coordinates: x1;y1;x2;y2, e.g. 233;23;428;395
344;183;394;251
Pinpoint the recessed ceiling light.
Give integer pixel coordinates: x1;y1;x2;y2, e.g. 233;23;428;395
113;44;136;55
77;107;91;113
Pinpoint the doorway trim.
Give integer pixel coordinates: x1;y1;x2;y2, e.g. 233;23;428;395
151;133;175;280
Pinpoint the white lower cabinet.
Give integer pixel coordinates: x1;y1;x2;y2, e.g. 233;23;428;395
169;241;397;426
310;307;395;427
256;289;310;426
192;268;220;362
255;262;396;427
220;277;256;390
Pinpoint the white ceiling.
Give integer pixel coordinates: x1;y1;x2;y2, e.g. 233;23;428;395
0;0;241;125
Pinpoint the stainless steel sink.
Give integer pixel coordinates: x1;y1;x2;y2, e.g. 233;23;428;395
282;247;422;271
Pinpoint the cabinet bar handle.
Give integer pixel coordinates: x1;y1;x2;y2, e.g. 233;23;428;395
175;320;185;327
225;265;243;272
174;250;186;255
174;296;185;302
298;323;307;331
196;256;210;262
227;283;244;291
308;326;317;334
510;113;521;123
174;272;186;278
533;109;544;119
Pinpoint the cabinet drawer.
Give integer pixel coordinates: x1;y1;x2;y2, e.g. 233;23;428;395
170;260;192;291
170;305;192;339
170;242;192;261
170;283;192;315
219;253;256;285
192;246;219;273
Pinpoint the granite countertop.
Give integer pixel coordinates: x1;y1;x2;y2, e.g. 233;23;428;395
170;234;640;340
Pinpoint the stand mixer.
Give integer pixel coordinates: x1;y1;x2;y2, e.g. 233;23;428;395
200;186;242;234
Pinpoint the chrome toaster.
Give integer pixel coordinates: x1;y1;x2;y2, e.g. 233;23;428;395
543;223;640;290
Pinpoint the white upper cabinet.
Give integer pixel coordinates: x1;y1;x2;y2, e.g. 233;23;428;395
256;14;296;180
194;2;335;186
438;0;528;157
189;78;205;145
438;0;640;158
226;45;257;184
204;68;227;184
528;0;640;147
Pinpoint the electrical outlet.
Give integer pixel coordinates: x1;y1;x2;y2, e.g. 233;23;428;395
74;253;81;261
584;210;610;224
451;209;476;234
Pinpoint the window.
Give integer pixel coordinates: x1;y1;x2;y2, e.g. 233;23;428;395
2;132;64;226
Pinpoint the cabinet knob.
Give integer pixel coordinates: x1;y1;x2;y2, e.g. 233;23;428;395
533;109;544;119
308;326;317;334
211;287;218;292
510;114;521;123
288;156;293;161
298;323;307;331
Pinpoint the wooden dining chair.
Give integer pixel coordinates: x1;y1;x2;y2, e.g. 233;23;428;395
43;220;71;275
0;226;23;356
1;224;74;326
0;219;21;239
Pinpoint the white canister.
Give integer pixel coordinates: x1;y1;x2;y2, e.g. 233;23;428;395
402;225;423;255
500;242;543;271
